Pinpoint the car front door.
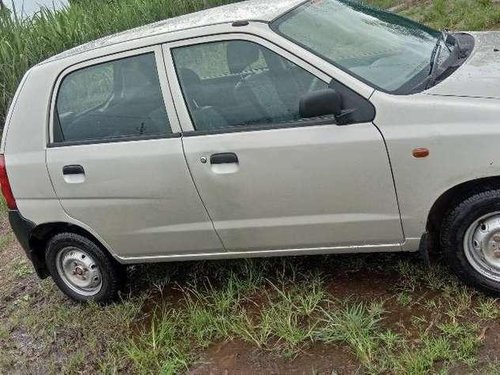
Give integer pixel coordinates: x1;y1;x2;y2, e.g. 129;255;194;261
46;46;223;260
165;34;404;253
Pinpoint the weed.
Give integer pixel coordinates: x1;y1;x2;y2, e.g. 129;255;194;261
397;291;412;306
229;310;271;348
317;301;383;365
12;260;33;278
475;298;500;320
126;309;189;375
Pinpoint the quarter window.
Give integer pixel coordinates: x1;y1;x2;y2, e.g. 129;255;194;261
54;53;171;143
172;40;329;132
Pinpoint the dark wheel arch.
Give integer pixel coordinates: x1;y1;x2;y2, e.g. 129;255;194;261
426;176;500;249
29;221;116;279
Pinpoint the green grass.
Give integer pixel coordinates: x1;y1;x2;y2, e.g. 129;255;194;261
0;0;236;126
366;0;500;30
401;0;500;30
11;259;33;277
318;300;384;365
364;0;400;9
115;257;498;374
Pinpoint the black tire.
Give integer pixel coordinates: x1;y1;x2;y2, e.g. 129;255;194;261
45;232;124;303
441;189;500;295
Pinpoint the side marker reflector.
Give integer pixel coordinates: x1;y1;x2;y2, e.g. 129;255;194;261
413;148;430;158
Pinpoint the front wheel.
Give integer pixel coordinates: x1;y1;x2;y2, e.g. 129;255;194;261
45;233;124;303
441;189;500;295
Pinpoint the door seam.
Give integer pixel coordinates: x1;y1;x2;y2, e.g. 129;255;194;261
160;43;226;251
371;121;406;244
179;136;227;251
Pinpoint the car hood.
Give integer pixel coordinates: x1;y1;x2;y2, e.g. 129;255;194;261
425;32;500;99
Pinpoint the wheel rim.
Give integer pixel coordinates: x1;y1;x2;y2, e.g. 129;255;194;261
464;212;500;282
55;247;103;296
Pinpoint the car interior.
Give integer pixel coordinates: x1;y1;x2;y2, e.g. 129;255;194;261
175;40;328;132
56;53;170;143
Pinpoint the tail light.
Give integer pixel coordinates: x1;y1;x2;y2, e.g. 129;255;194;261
0;155;17;210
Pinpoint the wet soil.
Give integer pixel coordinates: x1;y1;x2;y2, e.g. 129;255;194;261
189;340;359;375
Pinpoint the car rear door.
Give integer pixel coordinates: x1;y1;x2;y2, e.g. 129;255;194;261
46;46;223;260
164;34;404;253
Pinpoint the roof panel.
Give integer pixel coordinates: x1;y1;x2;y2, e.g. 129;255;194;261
45;0;303;63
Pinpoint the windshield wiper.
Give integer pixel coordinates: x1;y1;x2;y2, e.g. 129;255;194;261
427;32;445;87
426;30;455;89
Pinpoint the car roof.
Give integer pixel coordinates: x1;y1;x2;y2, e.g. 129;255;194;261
44;0;304;64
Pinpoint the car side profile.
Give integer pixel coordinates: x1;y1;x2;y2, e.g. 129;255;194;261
3;0;500;302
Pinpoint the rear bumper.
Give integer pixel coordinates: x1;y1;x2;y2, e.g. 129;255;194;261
8;210;48;278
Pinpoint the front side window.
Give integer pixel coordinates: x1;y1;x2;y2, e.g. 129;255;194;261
172;40;329;132
55;53;171;143
272;0;442;93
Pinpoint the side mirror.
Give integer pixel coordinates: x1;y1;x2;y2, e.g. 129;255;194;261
299;88;342;119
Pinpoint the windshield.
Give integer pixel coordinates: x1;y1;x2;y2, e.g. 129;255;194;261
272;0;442;93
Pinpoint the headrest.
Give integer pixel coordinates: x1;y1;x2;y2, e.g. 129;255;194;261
179;68;202;86
178;68;204;107
227;41;260;74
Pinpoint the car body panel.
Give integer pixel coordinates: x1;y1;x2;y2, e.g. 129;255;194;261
1;19;388;264
164;33;404;252
371;90;500;250
5;0;500;267
3;63;58;202
36;22;377;101
44;47;224;258
46;138;224;258
177;125;405;252
117;242;403;264
426;31;500;99
43;0;305;64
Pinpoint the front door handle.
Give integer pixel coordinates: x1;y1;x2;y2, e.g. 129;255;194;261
63;165;85;175
210;153;239;165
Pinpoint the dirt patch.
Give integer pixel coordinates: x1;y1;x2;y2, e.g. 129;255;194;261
477;321;500;362
189;339;359;375
0;240;33;310
326;269;400;299
0;213;10;237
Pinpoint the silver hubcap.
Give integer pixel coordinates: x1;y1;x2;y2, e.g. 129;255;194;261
464;212;500;282
56;247;102;296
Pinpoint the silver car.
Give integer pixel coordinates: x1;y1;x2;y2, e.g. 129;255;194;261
3;0;500;302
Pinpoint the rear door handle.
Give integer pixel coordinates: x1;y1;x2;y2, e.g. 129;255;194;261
63;165;85;175
210;153;239;165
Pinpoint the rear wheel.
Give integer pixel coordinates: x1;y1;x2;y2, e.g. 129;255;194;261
441;189;500;295
45;233;124;303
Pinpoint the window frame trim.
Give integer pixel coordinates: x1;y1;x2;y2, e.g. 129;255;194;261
48;45;181;147
181;116;341;137
162;33;335;134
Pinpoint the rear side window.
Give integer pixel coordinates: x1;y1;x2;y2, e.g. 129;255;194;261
54;53;171;144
